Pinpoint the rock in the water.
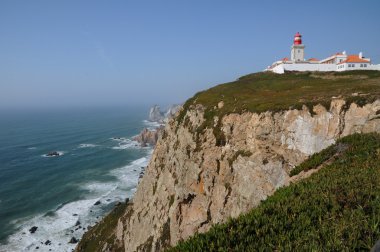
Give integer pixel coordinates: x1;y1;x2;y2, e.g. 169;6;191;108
133;127;163;147
125;198;130;204
164;104;181;119
94;201;101;205
46;151;60;157
75;221;80;226
148;104;182;123
44;240;51;245
29;226;38;234
69;237;78;244
149;105;164;122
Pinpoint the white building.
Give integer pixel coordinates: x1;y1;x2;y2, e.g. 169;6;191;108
266;32;380;74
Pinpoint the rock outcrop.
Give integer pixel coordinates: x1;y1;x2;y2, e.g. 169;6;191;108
133;127;163;147
164;105;181;120
135;105;182;147
148;105;182;123
114;98;380;251
149;105;164;122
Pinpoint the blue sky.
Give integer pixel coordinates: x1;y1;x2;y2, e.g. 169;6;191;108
1;1;380;109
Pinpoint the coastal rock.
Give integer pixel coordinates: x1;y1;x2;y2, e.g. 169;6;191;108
119;99;380;251
29;226;38;234
135;105;182;147
46;151;60;157
149;104;182;123
164;105;181;119
133;127;163;147
94;201;101;206
149;105;164;122
69;237;79;244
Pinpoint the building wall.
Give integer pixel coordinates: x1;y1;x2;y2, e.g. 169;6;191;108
336;62;378;72
291;45;305;62
369;64;380;70
283;63;336;72
271;62;380;74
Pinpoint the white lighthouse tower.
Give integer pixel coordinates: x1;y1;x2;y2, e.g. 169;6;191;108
291;32;305;62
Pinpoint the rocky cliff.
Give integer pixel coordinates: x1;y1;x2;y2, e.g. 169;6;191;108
119;98;380;251
148;105;181;123
133;127;163;147
76;71;380;251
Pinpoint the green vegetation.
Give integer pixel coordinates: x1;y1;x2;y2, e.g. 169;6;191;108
76;202;131;252
176;71;380;146
168;133;380;251
289;141;348;176
169;195;175;208
227;150;252;167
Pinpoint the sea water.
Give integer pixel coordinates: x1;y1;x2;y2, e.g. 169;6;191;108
0;106;155;251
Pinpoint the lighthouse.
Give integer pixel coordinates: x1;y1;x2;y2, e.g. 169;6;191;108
291;32;305;62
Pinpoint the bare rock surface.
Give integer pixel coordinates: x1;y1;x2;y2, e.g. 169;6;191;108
133;127;163;147
77;99;380;252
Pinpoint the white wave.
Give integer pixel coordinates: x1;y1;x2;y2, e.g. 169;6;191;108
110;137;128;142
27;147;37;150
111;138;140;150
41;151;65;158
81;182;118;195
0;198;98;252
78;144;99;148
0;150;153;252
111;154;152;191
142;120;164;130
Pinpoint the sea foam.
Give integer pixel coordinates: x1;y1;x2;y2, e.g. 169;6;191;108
78;143;99;148
111;137;140;150
0;151;152;252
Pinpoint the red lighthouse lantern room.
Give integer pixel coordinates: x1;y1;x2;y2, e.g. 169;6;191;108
294;32;302;45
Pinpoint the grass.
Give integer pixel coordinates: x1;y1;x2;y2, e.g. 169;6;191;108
75;202;131;252
168;133;380;251
176;71;380;145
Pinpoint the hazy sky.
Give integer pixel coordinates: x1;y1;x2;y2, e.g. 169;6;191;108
1;1;380;109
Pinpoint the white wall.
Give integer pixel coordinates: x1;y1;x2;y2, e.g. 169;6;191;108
272;64;285;74
338;62;377;71
367;64;380;71
270;63;380;74
283;63;336;72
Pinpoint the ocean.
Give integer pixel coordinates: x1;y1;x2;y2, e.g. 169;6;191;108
0;106;157;251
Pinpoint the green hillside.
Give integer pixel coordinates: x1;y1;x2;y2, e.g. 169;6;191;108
169;133;380;251
176;70;380;146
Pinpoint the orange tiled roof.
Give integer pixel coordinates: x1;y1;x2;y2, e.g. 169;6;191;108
308;58;319;62
282;57;289;61
338;55;370;64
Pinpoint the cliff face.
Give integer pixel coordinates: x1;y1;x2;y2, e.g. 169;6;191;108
118;98;380;251
133;127;163;147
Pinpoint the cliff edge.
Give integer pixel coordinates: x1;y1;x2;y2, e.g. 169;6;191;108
76;71;380;251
